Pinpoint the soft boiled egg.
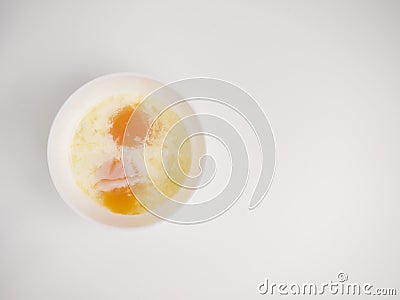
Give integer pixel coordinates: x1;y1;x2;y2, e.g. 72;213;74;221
70;93;192;215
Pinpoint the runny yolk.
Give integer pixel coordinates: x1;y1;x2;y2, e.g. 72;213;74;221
102;186;143;215
109;105;149;147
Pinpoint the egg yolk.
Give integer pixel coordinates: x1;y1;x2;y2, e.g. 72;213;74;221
109;105;149;147
102;186;144;214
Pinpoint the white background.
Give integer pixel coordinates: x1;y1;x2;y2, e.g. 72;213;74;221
1;0;399;299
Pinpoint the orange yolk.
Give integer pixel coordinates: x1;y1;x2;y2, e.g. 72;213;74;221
102;186;143;214
109;105;149;147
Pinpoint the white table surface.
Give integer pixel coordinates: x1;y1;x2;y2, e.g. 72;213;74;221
1;0;399;299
